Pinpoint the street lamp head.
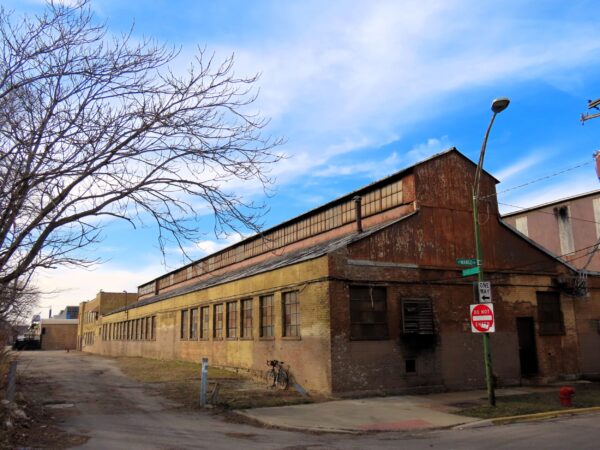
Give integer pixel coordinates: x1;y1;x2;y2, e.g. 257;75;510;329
491;97;510;114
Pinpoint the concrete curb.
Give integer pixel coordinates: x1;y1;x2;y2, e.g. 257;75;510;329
456;406;600;429
228;411;363;434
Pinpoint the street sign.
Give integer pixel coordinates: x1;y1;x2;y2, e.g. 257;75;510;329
470;303;495;333
456;258;478;266
478;281;492;303
462;266;480;277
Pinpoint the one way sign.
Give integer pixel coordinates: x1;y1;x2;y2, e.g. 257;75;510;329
478;281;492;303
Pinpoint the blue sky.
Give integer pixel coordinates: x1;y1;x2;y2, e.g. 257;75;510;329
9;0;600;314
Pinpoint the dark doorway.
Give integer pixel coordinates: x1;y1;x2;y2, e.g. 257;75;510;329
516;317;538;376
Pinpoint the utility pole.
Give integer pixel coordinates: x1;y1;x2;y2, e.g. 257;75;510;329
580;98;600;181
473;97;510;407
581;98;600;124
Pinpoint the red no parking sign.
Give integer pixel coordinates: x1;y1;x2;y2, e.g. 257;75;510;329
470;303;495;333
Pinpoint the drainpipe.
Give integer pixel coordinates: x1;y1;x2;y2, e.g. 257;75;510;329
353;196;363;233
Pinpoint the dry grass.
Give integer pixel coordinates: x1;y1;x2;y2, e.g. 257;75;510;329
116;356;314;410
458;383;600;419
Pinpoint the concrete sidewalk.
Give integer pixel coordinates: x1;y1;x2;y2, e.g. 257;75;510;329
237;388;543;433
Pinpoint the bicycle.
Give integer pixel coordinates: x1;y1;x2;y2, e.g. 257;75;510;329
265;359;289;390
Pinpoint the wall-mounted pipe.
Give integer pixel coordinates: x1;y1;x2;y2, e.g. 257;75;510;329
353;196;363;233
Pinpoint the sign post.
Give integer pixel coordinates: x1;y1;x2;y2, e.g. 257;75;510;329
199;357;208;406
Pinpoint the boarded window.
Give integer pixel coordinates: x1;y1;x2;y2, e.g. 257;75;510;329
349;286;389;340
214;304;224;339
200;306;210;339
241;299;253;338
401;298;434;335
227;302;238;338
190;308;199;340
260;295;274;337
283;291;300;337
180;310;189;339
537;291;564;335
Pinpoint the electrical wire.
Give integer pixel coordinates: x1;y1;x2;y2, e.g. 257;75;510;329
422;240;600;286
496;201;600;226
481;160;594;200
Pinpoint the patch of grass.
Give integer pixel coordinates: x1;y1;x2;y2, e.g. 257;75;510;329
116;356;232;383
115;356;314;410
458;383;600;419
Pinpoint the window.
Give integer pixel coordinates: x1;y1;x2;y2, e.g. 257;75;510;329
537;291;564;335
241;299;253;338
145;317;151;340
181;310;189;339
260;295;274;338
349;286;389;340
151;316;156;340
283;291;300;337
214;304;223;339
401;298;434;335
190;308;199;340
405;359;416;373
227;302;238;338
200;306;210;339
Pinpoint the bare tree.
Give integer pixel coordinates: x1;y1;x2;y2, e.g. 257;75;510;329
0;0;282;306
0;279;38;325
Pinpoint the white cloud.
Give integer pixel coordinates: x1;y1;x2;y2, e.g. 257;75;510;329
494;152;548;182
404;137;452;165
33;261;165;316
229;1;600;133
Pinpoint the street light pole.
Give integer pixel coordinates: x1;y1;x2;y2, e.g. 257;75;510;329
473;97;510;407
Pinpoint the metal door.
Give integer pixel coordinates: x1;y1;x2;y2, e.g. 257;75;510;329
516;317;538;376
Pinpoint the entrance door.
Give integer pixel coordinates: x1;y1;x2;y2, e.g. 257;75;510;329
516;317;538;376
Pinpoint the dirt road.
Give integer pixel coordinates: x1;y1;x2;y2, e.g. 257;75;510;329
16;351;330;449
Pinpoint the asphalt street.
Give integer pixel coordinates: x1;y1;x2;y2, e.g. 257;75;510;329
15;351;600;449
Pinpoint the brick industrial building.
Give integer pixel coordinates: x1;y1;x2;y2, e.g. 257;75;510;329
78;149;600;394
77;291;138;351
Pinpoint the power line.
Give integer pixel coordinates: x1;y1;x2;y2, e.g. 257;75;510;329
423;240;600;286
481;160;593;200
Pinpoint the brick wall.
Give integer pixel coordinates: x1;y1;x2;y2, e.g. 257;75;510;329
41;324;78;350
95;257;334;393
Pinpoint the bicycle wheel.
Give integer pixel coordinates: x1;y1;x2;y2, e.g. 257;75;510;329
276;368;289;390
265;369;276;387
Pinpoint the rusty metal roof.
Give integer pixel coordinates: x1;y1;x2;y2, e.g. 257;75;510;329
107;212;417;315
137;147;495;289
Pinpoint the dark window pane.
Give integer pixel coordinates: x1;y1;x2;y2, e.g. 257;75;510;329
537;291;564;335
349;286;388;340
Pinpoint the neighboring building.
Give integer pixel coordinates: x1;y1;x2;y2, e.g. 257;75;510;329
39;318;78;350
503;190;600;272
81;149;600;395
52;306;80;320
77;291;138;351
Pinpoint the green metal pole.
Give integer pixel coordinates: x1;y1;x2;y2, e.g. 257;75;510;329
472;100;509;406
472;193;496;407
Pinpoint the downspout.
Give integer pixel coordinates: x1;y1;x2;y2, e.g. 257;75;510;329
353;196;363;233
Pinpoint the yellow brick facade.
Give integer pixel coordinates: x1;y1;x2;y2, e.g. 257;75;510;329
97;257;333;393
